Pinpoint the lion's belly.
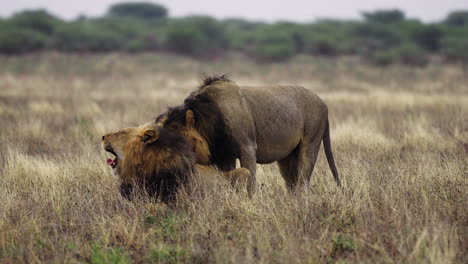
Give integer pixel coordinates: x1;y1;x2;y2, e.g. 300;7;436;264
238;85;318;164
250;98;304;163
255;125;302;164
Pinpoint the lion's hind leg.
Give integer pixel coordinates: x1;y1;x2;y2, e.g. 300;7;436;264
295;126;326;191
278;136;322;192
277;149;300;192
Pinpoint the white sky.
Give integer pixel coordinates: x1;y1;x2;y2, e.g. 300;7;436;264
1;0;468;22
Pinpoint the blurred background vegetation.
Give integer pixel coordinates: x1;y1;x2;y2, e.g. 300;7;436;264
0;2;467;66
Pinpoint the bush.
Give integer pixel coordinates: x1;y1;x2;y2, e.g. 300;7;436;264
412;25;442;52
108;2;168;19
440;26;468;64
353;23;402;51
441;38;468;64
302;34;339;56
371;50;397;66
164;17;227;57
370;44;428;66
250;28;296;62
91;17;150;38
124;34;159;52
10;9;62;35
394;44;429;66
253;42;295;62
223;19;265;51
0;24;49;54
54;22;123;52
445;11;468;26
362;9;405;23
165;21;205;56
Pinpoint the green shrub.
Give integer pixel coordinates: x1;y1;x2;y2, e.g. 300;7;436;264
412;25;442;52
299;20;358;55
108;2;168;19
370;44;428;66
371;50;397;66
440;25;468;64
352;23;402;54
54;22;122;52
393;44;429;66
253;42;295;62
165;22;204;56
91;17;150;38
445;11;468;26
250;28;296;62
441;38;468;64
10;9;62;35
0;24;49;54
124;34;159;52
164;16;227;57
362;9;405;23
223;19;265;51
302;34;339;56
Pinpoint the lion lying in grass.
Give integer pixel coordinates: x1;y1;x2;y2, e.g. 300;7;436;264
101;123;250;202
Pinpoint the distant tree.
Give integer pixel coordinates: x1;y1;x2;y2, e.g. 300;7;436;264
250;27;296;62
54;22;122;52
439;24;468;67
0;24;49;54
363;9;405;23
445;11;468;26
108;2;168;19
165;16;227;57
165;22;204;55
352;23;402;51
412;25;442;52
10;9;62;35
441;37;468;69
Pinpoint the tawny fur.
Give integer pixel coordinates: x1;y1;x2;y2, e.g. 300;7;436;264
102;124;250;202
161;75;341;195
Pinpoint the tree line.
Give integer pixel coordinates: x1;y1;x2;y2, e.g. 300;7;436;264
0;2;467;66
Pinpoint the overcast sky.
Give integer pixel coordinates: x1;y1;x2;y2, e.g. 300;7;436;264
1;0;468;22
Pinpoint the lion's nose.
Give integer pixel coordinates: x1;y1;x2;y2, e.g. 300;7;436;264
102;135;105;141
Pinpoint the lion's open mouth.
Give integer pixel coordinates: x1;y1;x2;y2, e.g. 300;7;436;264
107;157;118;168
104;146;118;169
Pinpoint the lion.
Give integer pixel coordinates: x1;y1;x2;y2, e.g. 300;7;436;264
101;123;250;202
159;75;341;195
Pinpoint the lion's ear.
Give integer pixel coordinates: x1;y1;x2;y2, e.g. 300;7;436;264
185;110;195;128
141;129;159;144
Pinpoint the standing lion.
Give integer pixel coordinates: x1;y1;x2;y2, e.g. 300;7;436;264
159;75;340;195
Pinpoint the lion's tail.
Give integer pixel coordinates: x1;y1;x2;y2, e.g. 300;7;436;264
323;120;341;187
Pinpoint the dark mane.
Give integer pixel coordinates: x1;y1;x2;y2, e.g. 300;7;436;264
120;127;196;203
164;78;239;169
150;127;196;203
198;74;233;89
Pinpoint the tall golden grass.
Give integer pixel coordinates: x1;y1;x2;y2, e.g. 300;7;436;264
0;53;466;263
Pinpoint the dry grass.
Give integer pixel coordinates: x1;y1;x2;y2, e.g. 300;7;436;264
0;53;466;263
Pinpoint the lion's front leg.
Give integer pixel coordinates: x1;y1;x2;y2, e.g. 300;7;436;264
239;146;257;197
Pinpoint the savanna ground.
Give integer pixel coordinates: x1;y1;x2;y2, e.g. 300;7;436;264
0;53;466;263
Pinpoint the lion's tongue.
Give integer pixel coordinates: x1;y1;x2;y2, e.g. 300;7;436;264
107;158;116;166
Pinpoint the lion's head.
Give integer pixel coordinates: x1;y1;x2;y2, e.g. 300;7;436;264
102;124;196;202
157;108;211;165
159;75;239;170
